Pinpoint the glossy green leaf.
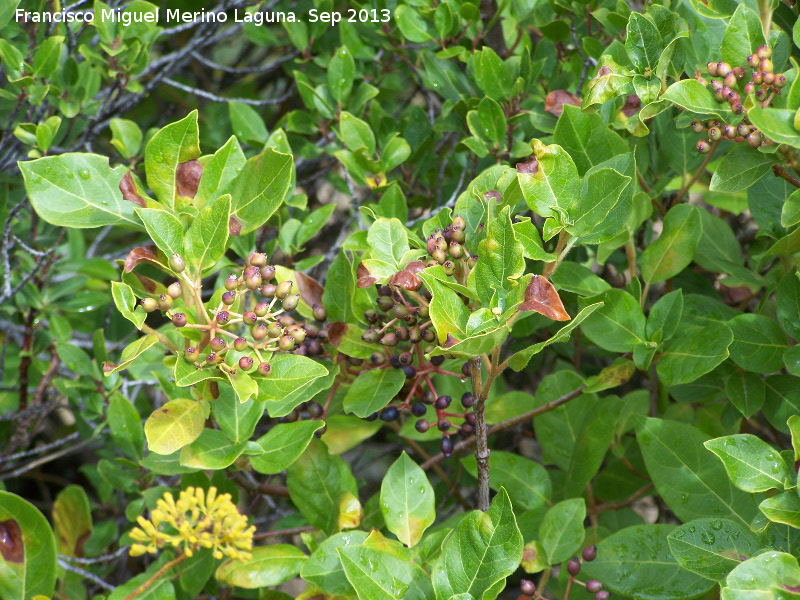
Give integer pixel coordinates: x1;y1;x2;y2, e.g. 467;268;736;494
144;111;201;208
518;139;580;221
380;452;435;547
108;395;145;460
656;321;734;386
710;146;775;193
725;371;766;419
468;206;525;306
722;552;800;600
144;398;206;455
661;79;734;123
229;101;269;146
578;289;645;352
705;434;792;492
250;420;325;474
110;282;146;330
759;492;800;528
184;194;231;273
776;271;800;341
641;204;702;285
301;531;369;595
216;545;306;588
727;314;789;374
418;271;470;344
432;488;523;600
135;207;184;262
257;354;328;403
553;105;629;176
343;368;405;418
626;13;664;73
720;5;765;66
539;498;585;564
668;518;761;582
339;544;433;600
180;428;246;469
462;451;551;511
195;136;246;208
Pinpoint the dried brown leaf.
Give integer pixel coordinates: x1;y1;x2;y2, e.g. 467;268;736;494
176;159;203;199
518;274;570;321
119;171;146;208
124;245;160;273
544;90;581;118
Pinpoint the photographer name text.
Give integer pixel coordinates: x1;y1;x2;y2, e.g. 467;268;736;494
15;8;392;26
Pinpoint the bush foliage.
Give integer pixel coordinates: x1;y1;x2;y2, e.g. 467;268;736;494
3;0;800;598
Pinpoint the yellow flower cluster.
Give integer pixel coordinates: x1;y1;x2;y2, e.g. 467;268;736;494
129;486;255;561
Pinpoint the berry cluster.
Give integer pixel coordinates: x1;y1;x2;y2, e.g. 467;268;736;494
519;546;607;600
693;45;783;153
139;251;327;379
346;215;481;457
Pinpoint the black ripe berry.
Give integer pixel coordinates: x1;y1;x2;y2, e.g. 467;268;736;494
415;419;429;433
461;392;474;408
422;390;436;405
411;403;427;416
438;420;451;431
380;406;399;421
402;366;416;379
461;362;472;377
435;395;452;409
441;436;454;457
430;355;444;367
365;412;378;422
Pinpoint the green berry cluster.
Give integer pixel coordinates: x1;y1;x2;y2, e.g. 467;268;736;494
139;251;327;380
693;45;783;153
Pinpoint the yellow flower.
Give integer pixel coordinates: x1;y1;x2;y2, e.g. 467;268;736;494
127;486;255;562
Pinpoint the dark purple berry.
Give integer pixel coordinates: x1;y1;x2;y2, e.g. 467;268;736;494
411;403;427;417
567;557;581;576
441;436;453;457
402;366;416;379
366;412;378;421
461;392;474;408
435;395;451;410
415;419;429;433
587;580;604;593
380;406;399;421
582;545;597;562
438;420;450;431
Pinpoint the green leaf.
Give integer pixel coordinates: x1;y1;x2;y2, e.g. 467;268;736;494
184;194;231;274
508;302;603;371
776;272;800;341
461;451;551;511
343;368;405;418
472;47;513;101
637;418;758;527
720;5;765;66
581;524;716;600
432;488;523;600
144;111;201;208
722;552;800;599
229;101;269;146
395;5;436;43
339;545;433;600
257;354;328;403
195;136;246;208
0;491;57;600
759;492;800;527
211;388;263;444
367;217;410;269
567;158;633;245
473;97;507;146
661;79;734;123
144;398;206;455
380;453;435;547
180;549;214;597
180;428;246;470
52;485;92;558
539;498;586;564
21;153;138;228
301;531;369;595
216;545;306;588
340;112;377;155
641;204;702;285
250;420;325;474
705;434;792;492
418;271;470;344
725;371;766;419
710;146;775;193
782;189;800;228
748;107;800;148
286;439;358;534
468;206;525;306
382;135;412;172
668;518;760;582
110;118;143;161
135;207;184;261
517;140;580;221
224;147;293;235
329;46;356;103
727;314;789;374
578;289;645;352
111;282;146;330
554;105;629;176
656;321;734;386
322;251;359;323
625;13;664;73
108;395;145;460
296;204;336;249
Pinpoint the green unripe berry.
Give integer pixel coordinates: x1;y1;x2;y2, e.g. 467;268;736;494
442;260;456;276
449;241;464;259
185;347;199;362
210;337;227;352
206;353;219;365
393;303;408;318
708;127;721;141
312;304;327;322
696;140;711;154
288;325;306;344
260;283;276;298
752;71;763;84
278;335;296;351
737;124;751;137
724;72;736;88
775;74;787;88
467;255;478;269
172;313;187;327
690;120;704;133
362;328;380;343
254;302;269;317
243;311;257;326
225;274;239;291
409;327;422;343
260;265;276;281
451;228;466;243
268;322;283;338
381;332;398;347
248;252;268;268
257;362;272;376
717;62;731;76
757;44;772;59
744;82;755;95
169;254;185;273
245;274;262;290
275;280;293;299
282;294;300;311
760;58;773;73
421;327;436;343
763;71;775;85
216;311;230;325
747;54;759;68
234;337;248;352
377;296;394;312
239;356;254;371
417;306;429;318
732;102;744;115
141;297;158;313
223;291;239;306
707;61;718;75
723;124;737;139
252;323;268;341
157;294;173;311
431;248;447;264
452;215;466;230
747;132;762;148
167;281;182;299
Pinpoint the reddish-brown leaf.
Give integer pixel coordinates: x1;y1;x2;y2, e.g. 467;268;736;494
443;333;460;348
124;245;160;273
544;90;581;117
404;260;427;275
621;94;642;117
356;262;378;288
515;158;539;174
297;272;324;307
228;215;243;236
119;171;146;208
0;520;24;563
518;275;570;321
327;322;347;347
389;270;421;291
176;159;203;199
484;190;502;202
134;273;159;294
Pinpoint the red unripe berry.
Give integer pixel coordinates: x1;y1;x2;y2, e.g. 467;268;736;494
239;356;254;371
